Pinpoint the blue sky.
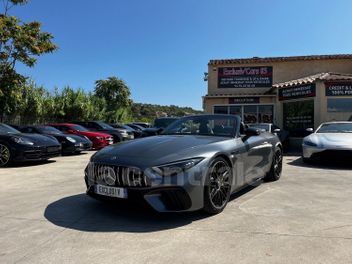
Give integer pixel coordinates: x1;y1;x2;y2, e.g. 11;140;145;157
11;0;352;110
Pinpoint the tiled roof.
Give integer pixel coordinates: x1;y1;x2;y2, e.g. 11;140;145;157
208;54;352;65
273;72;352;88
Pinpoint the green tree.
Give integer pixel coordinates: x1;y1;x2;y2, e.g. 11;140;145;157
94;76;132;123
0;0;57;120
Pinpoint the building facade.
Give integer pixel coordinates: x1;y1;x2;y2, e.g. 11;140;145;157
203;54;352;136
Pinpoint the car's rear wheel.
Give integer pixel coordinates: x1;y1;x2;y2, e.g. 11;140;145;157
203;157;232;214
0;144;12;167
265;147;283;182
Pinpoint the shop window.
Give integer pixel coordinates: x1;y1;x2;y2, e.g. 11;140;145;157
283;100;314;137
244;105;258;123
229;106;241;116
214;106;228;114
258;105;274;123
327;99;352;121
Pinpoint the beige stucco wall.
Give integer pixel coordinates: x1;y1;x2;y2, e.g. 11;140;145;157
204;57;352;129
207;59;352;95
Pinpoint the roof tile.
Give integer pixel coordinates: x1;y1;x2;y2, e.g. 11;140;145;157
209;54;352;66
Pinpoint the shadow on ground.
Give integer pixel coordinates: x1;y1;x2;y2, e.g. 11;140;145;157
44;185;258;233
287;156;352;170
8;160;56;168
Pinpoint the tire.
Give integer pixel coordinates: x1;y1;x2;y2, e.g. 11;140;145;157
0;143;12;167
264;147;283;182
203;157;233;214
302;157;311;164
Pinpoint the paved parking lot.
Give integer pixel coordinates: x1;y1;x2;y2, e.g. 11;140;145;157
1;152;352;263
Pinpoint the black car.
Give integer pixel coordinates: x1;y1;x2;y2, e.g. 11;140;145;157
19;125;92;154
0;124;61;167
131;122;151;128
153;117;179;129
75;121;134;142
110;124;143;138
125;123;159;137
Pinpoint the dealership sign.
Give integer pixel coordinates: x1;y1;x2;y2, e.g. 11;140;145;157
228;97;260;104
278;84;316;101
326;82;352;96
218;66;273;88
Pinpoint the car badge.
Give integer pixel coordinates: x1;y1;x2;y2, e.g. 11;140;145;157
101;166;117;185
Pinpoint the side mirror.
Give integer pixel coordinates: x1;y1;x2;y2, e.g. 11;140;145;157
68;129;76;134
273;128;281;133
245;127;261;137
306;128;314;133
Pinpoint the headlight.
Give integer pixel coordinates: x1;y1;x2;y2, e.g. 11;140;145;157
66;136;76;143
11;136;34;145
152;158;203;176
96;136;104;140
303;140;318;147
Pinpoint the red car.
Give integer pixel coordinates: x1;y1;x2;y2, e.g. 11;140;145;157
48;123;113;150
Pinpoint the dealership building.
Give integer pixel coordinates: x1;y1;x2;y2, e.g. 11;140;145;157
203;54;352;136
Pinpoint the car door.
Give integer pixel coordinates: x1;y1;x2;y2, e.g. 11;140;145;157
242;132;273;183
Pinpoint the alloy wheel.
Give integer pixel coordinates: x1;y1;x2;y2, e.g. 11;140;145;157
209;160;231;209
273;150;283;177
0;144;11;167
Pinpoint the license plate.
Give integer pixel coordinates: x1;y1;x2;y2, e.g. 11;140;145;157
94;185;128;199
47;146;59;152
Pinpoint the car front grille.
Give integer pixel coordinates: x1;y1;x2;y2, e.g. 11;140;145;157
86;163;150;187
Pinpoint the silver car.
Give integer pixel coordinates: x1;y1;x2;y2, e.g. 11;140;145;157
84;115;283;214
302;121;352;162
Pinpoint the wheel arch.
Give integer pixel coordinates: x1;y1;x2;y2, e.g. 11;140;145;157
213;153;233;169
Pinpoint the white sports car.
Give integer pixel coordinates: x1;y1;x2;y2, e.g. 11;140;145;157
302;122;352;162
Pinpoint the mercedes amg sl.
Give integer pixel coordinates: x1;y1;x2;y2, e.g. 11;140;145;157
84;115;283;214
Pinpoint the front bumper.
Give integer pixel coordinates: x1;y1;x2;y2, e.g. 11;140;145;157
86;185;192;212
303;144;352;160
62;142;92;153
84;162;207;212
12;145;61;162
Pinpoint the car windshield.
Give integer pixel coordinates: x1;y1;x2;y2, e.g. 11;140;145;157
128;124;144;131
154;118;178;128
71;125;89;132
121;125;134;131
249;124;270;132
162;115;237;137
96;121;114;130
0;124;20;134
38;126;63;134
317;123;352;133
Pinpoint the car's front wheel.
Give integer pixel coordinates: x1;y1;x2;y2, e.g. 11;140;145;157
203;157;232;214
0;143;12;167
264;147;283;182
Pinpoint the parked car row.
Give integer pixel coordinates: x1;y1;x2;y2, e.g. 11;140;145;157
0;118;182;167
0;124;63;167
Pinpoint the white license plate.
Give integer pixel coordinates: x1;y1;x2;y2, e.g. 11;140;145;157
94;185;128;199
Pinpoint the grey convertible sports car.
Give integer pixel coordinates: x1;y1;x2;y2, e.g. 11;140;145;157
85;115;283;214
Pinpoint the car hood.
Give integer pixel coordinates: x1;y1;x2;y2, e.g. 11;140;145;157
92;135;230;166
48;133;90;143
305;133;352;146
